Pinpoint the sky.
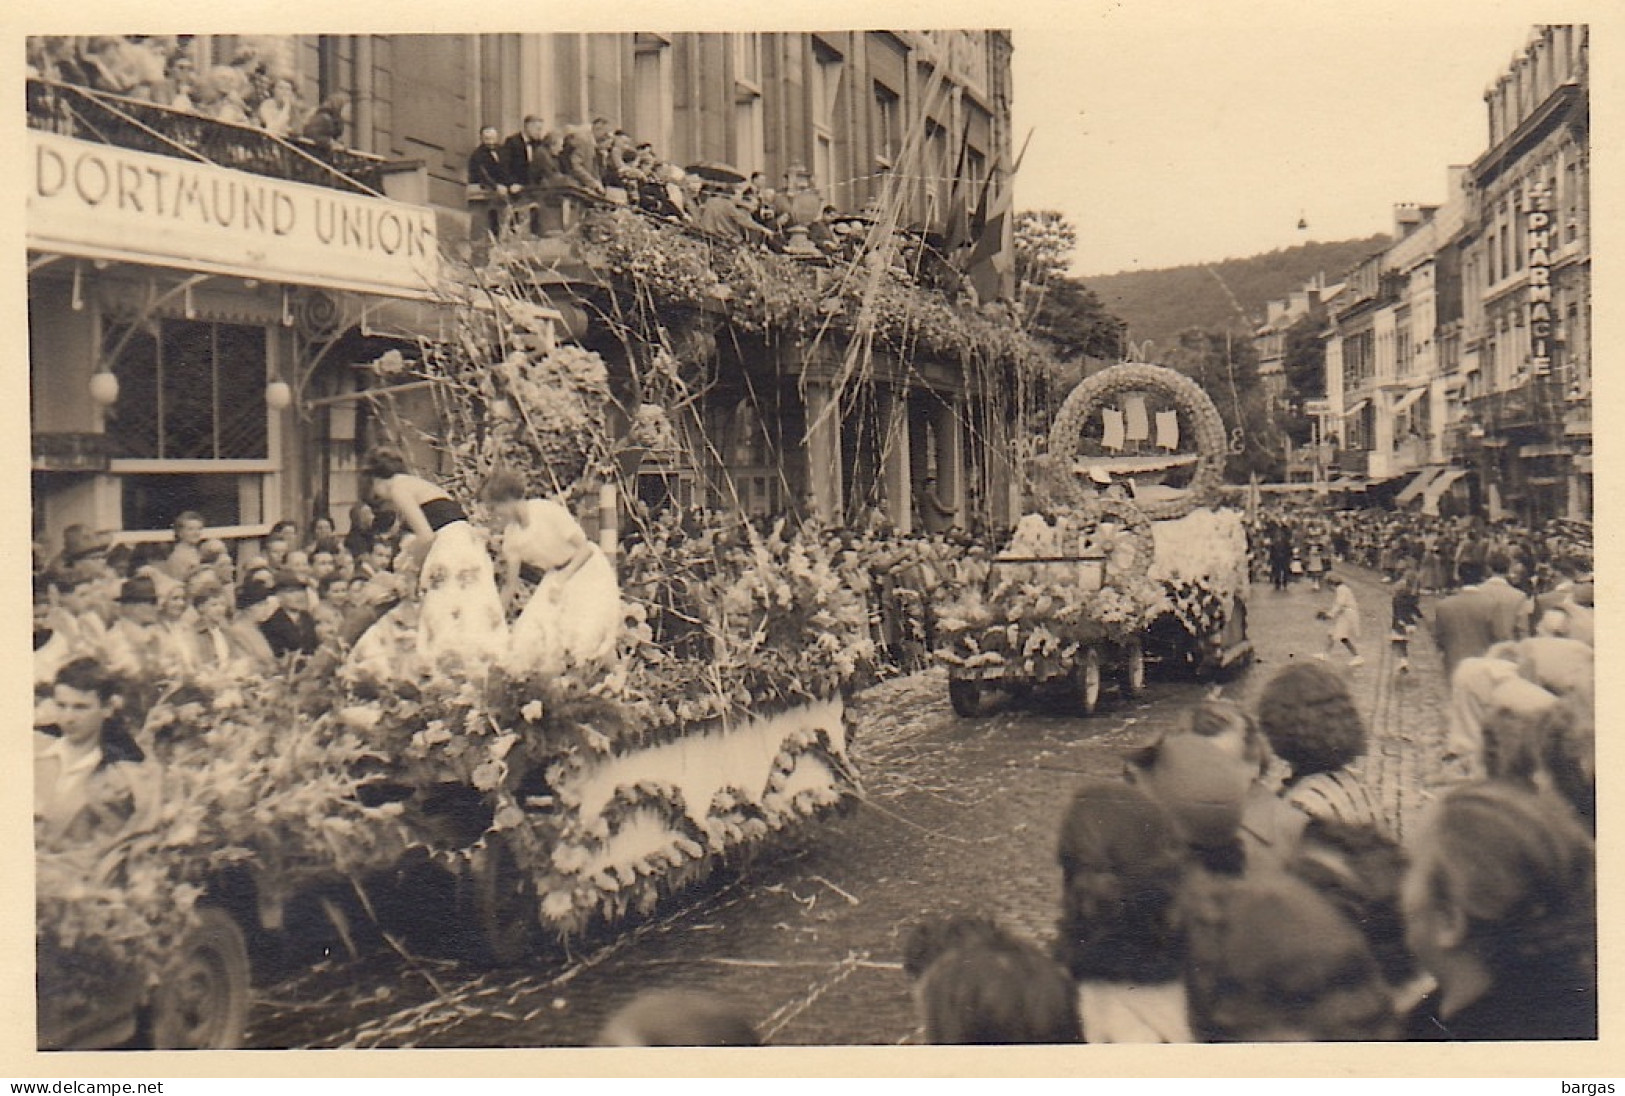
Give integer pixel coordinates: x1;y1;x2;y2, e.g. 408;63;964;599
1007;2;1589;278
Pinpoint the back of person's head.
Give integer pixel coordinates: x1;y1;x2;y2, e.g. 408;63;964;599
1055;779;1187;983
1485;549;1510;576
907;917;1080;1044
480;468;527;505
360;444;409;481
595;989;760;1046
901;914;1004;979
1412;781;1595;983
1128;730;1251;874
1181;870;1397;1042
1538;697;1595;833
1176;698;1270;776
1254;661;1367;778
1287;817;1416;986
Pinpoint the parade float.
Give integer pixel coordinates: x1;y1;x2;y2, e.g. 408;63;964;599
935;362;1252;716
36;285;877;1051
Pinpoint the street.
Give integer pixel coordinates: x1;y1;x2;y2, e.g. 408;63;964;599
246;565;1452;1048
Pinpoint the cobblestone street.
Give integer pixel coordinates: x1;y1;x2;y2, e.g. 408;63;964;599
247;566;1455;1048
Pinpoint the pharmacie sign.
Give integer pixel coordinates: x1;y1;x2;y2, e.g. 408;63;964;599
1526;183;1554;376
29;131;440;299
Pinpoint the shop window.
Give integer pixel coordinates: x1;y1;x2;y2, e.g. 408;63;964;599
120;471;259;531
104;319;269;461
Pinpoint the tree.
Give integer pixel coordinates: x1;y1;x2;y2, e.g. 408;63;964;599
1165;327;1284;481
1014;210;1126;363
1276;308;1327;447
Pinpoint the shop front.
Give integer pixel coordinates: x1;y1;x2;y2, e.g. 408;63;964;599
28;128;441;556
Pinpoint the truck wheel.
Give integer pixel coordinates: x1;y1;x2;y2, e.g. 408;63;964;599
1076;647;1102;716
948;678;982;717
150;907;250;1050
1122;640;1146;697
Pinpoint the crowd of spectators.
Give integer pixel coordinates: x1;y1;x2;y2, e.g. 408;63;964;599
598;658;1596;1044
27;35;355;149
467;111;886;261
32;504;414;711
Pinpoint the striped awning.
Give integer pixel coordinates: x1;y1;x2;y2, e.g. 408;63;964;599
1394;465;1443;506
1422;468;1470;515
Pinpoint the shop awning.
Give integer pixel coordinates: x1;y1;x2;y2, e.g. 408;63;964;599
1394;465;1443;506
1518;443;1570;458
1340;399;1369;418
1422;468;1469;515
1391;386;1428;415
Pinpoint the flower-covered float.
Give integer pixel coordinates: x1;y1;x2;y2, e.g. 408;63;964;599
36;326;874;1052
935;362;1253;716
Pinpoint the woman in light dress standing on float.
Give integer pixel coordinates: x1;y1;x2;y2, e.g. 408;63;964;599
482;470;621;679
358;445;508;674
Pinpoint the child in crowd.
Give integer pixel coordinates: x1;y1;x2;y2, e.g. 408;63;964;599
1318;573;1363;666
904;915;1080;1044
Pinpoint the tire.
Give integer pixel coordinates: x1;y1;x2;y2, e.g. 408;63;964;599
469;835;534;966
149;907;250;1050
1047;362;1229;520
1075;646;1102;716
1121;640;1146;697
948;678;982;717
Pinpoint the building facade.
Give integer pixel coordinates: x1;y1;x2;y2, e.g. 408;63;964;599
29;32;1018;558
1455;24;1590;524
1315;24;1587;521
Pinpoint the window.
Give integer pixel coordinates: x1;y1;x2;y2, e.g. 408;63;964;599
104;319;269;461
732;33;761;88
809;41;844;193
632;37;672;159
873;81;900;166
734;96;763;176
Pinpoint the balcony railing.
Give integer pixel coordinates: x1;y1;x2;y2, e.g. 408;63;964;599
27;77;390;196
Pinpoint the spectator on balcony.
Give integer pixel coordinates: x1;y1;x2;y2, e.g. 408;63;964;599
502;115;550;194
301;92;349;150
194;65;251;125
560;124;605;194
257;76;301;139
153;50;199;112
467;125;510;237
590;115;615;178
696;185;775;246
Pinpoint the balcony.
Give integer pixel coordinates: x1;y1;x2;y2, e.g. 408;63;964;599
27;77;397;196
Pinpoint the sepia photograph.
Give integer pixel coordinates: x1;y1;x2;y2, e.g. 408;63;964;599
12;0;1612;1076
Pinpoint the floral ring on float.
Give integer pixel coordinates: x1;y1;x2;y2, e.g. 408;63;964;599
1047;362;1229;521
1070;496;1156;586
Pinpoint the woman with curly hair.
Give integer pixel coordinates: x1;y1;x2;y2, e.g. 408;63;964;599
1054;779;1193;1042
1254;661;1383;833
356;445;507;678
1401;781;1596;1040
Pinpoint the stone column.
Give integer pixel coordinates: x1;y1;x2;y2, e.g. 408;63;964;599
882;384;912;533
934;396;966;524
803;378;842;525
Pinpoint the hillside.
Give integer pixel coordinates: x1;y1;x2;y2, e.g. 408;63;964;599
1079;235;1389;354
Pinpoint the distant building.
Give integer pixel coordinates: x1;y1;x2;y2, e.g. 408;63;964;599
1456;24;1590;523
1316;24;1587;521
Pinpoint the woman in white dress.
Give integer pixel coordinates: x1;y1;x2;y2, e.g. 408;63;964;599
482;470;621;681
359;446;507;677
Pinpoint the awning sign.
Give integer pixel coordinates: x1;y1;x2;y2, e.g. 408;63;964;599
29;131;440;299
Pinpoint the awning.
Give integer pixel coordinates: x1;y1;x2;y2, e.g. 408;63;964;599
1518;443;1570;458
1340;399;1369;418
1422;468;1469;515
1391;386;1428;415
1394;465;1443;506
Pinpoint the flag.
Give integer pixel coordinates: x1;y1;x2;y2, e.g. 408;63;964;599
963;129;1032;303
942;117;975;251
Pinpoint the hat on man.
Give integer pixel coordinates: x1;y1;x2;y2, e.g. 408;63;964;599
117;575;159;604
272;569;307;593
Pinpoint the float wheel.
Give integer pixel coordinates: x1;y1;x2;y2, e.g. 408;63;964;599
149;908;250;1050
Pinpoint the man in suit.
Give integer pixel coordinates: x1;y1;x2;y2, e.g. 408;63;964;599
1431;550;1528;678
468;125;510;191
502;115;550;192
260;571;320;659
